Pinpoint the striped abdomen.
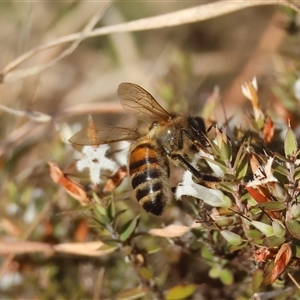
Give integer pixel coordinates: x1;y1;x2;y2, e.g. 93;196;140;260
129;139;170;216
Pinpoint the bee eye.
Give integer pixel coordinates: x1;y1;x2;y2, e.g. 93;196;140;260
188;117;206;133
188;117;209;146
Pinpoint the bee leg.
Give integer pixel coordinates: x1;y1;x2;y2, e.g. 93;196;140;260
178;128;208;150
171;154;221;188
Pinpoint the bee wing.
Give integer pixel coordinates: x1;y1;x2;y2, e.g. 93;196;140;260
69;125;141;146
117;82;172;122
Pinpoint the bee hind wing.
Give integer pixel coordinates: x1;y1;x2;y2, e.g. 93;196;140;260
69;125;140;146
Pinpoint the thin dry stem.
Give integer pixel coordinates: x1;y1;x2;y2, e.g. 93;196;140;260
1;3;110;83
93;267;105;300
0;0;297;83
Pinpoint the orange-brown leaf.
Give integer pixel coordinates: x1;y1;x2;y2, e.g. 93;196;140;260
104;166;128;192
270;243;292;283
263;117;274;144
74;219;89;242
48;161;90;206
249;152;261;174
246;186;269;204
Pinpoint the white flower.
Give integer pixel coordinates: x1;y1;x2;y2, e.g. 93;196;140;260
175;170;231;207
76;145;119;184
247;157;278;187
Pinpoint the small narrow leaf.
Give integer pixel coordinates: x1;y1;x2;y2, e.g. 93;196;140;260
139;267;153;280
119;216;139;242
286;220;300;239
257;202;286;211
107;200;115;221
220;230;243;246
104;166;128;192
252;269;264;291
220;268;234;285
291;204;300;219
116;287;146;300
54;241;117;257
251;221;274;237
235;152;249;180
270;243;292;283
272;220;286;238
263;117;274;144
262;236;285;248
209;266;221;278
165;284;197;300
149;224;191;238
284;123;298;158
48;161;89;205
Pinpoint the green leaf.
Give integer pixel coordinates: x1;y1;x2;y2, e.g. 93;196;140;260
262;236;285;248
230;242;247;252
201;246;214;261
291;204;300;219
165;284;197;300
256;202;286;211
284;125;298;158
294;245;300;258
235;153;248;180
139;267;153;280
220;268;234;285
273;164;289;177
91;216;108;229
220;230;243;246
94;203;107;217
107;200;115;221
209;266;221;278
286;220;300;239
119;216;139;242
295;167;300;180
251;221;274;237
252;269;264;291
246;229;263;240
219;131;232;162
272;220;286;238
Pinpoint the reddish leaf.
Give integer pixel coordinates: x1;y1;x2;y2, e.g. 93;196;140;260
74;219;89;242
246;186;280;219
104;165;128;192
270;243;292;283
246;186;269;204
48;161;90;206
263;117;274;144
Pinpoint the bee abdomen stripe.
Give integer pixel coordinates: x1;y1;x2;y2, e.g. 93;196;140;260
136;182;162;201
131;168;161;188
141;192;164;216
129;157;157;173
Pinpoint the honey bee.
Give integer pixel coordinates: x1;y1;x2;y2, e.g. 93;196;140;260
70;82;220;216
